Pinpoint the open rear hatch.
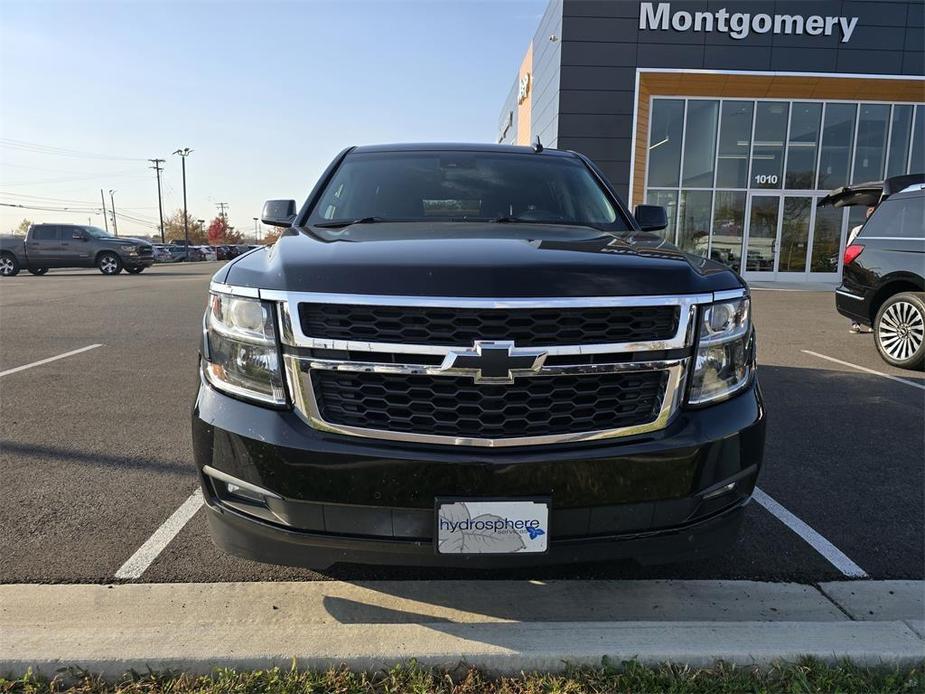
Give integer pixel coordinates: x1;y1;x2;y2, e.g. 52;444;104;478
818;173;925;208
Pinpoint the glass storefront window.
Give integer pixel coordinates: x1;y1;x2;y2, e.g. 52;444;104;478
778;197;812;273
745;195;779;271
886;105;914;177
682;100;719;187
710;191;746;269
677;190;712;256
818;104;857;190
810;204;844;273
645;189;678;242
645;98;922;278
648;100;684;187
910;106;924;175
750;102;789;189
852;104;890;183
785;103;822;189
716;101;754;188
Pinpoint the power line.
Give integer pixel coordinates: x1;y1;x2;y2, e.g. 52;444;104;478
0;171;149;187
0;191;100;205
0;138;146;162
216;202;229;218
1;202;102;213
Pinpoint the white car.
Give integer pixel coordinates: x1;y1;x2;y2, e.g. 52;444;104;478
198;245;218;262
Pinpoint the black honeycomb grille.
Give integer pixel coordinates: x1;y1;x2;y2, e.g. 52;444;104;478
298;303;679;347
311;371;668;439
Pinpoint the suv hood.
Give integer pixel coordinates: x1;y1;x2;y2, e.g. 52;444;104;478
218;223;743;297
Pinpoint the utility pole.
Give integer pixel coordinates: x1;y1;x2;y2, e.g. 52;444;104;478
100;189;109;233
149;158;166;243
253;217;259;242
173;148;192;256
216;202;229;219
108;189;119;237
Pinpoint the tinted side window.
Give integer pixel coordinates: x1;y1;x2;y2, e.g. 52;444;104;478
859;196;925;240
32;226;60;241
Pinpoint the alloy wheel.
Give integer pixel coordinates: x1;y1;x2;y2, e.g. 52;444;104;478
878;300;925;362
0;256;14;275
100;256;119;274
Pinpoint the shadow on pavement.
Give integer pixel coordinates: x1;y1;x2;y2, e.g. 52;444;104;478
0;440;191;476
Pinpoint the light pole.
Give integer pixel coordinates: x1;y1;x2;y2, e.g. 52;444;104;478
108;189;118;237
198;219;205;244
173;148;192;257
253;217;259;243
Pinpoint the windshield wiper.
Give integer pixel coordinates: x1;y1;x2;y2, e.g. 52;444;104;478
312;216;389;228
491;215;603;231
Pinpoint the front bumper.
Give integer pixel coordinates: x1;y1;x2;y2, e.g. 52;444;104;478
192;377;765;569
125;256;155;269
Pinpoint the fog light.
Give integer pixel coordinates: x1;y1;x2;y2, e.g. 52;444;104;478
702;481;736;500
226;482;266;504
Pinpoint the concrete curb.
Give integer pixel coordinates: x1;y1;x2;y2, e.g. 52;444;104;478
2;580;923;676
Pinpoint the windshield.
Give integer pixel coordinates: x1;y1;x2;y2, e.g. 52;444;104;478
307;151;626;230
84;226;112;239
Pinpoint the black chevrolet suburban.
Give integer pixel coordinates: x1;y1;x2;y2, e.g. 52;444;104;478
192;143;765;569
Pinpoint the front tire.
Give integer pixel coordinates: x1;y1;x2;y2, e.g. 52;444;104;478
875;292;925;370
0;252;20;276
97;252;123;275
125;266;145;274
28;267;49;276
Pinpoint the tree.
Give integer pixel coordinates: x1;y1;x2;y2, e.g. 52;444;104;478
261;228;282;245
10;218;32;235
206;215;244;245
164;209;206;244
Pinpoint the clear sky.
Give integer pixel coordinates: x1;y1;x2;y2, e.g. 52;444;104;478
0;0;545;238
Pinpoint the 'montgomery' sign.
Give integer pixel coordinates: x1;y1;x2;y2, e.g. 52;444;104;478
640;2;859;43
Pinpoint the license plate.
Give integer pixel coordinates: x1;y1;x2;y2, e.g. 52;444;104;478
436;500;549;554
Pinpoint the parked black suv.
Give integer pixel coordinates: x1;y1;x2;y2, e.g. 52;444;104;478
192;143;765;569
835;180;925;370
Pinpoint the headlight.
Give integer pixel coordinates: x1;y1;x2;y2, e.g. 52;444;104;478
688;296;752;405
125;246;139;255
203;292;286;405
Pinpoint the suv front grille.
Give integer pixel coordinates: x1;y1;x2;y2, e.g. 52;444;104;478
311;370;668;440
272;292;706;447
298;303;679;347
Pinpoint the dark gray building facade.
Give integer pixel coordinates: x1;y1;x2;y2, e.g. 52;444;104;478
499;0;924;282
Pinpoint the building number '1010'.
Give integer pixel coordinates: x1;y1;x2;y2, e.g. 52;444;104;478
754;174;779;186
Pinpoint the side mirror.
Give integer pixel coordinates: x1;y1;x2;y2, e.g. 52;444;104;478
261;199;297;228
634;204;668;232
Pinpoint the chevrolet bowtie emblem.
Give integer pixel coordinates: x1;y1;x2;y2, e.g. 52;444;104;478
439;341;547;384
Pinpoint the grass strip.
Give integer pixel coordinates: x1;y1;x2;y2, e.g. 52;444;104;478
3;657;923;693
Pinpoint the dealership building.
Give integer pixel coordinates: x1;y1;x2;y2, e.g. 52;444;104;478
498;0;924;282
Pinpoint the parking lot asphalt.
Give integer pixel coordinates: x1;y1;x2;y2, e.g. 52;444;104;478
0;263;922;584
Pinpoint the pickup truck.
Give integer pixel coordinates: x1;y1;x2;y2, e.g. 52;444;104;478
192;143;765;569
0;223;154;276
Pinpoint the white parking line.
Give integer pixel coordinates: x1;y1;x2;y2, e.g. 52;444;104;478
753;487;868;578
0;344;103;378
115;489;204;580
801;350;925;391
